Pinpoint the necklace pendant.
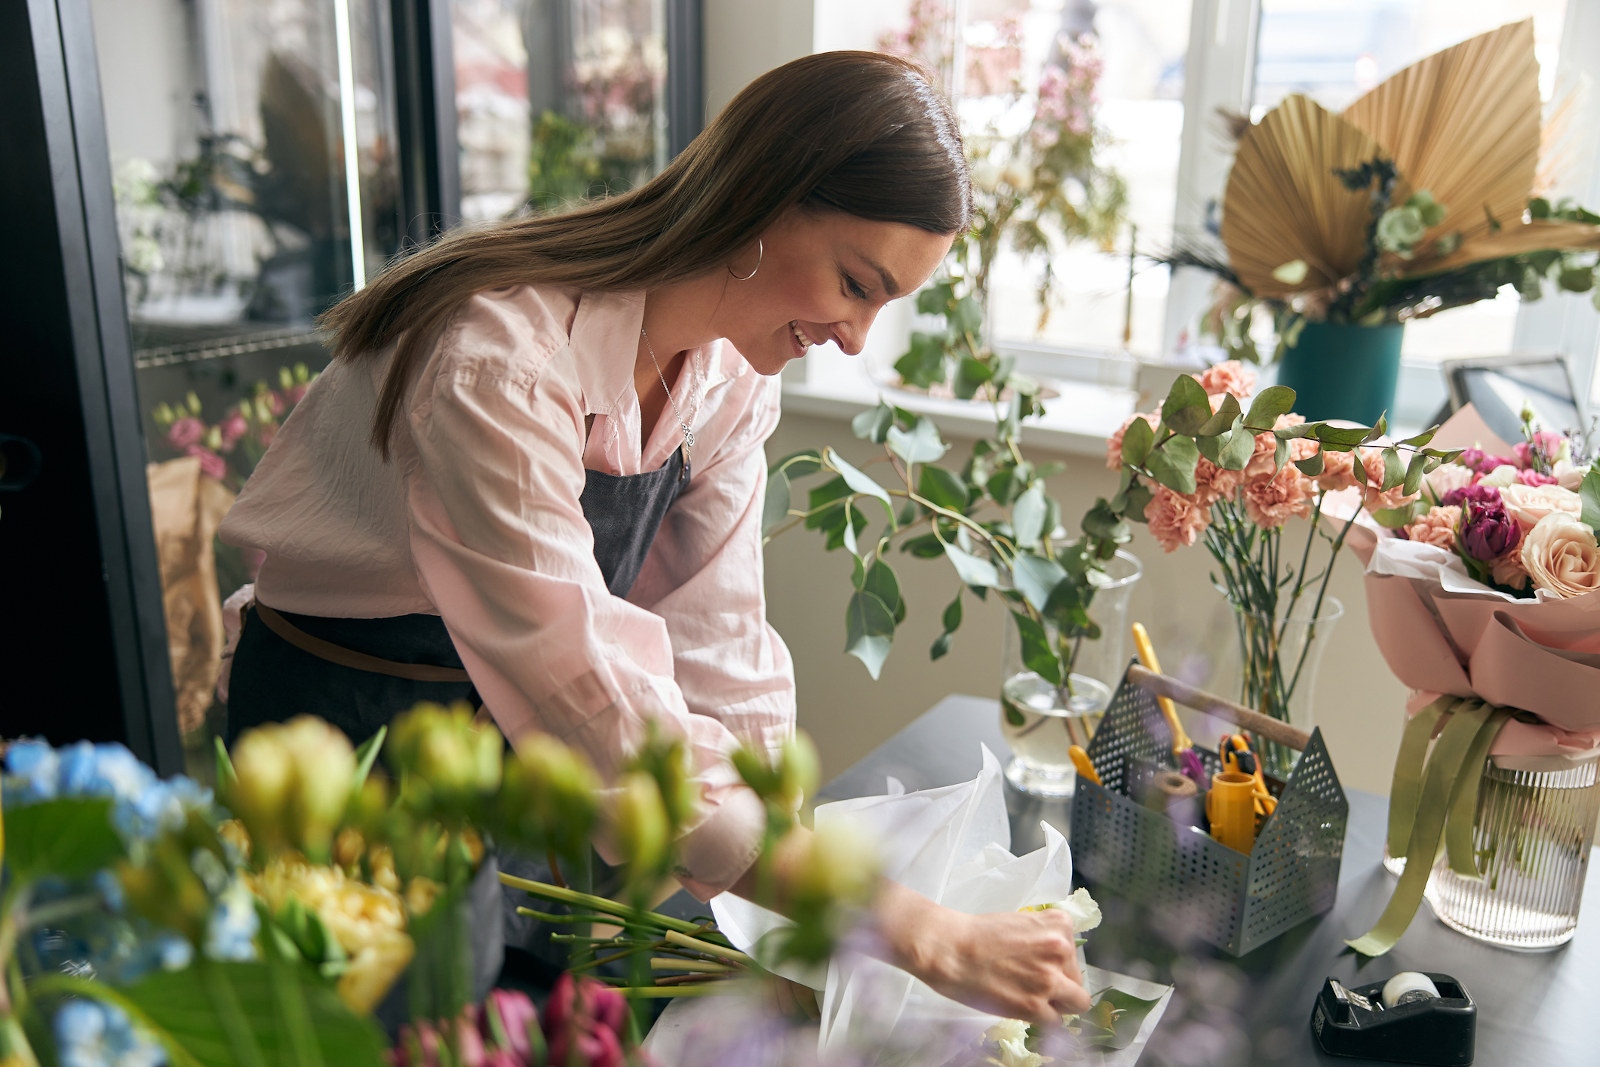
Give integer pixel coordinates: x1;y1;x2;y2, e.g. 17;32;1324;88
681;424;695;451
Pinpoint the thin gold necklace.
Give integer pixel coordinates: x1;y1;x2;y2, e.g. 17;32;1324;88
640;328;693;474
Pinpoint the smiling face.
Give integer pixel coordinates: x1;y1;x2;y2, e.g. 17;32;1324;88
716;207;955;376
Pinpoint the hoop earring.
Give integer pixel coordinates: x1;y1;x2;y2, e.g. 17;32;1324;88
728;238;763;281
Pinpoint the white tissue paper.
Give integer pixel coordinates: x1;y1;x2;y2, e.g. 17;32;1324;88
699;746;1172;1064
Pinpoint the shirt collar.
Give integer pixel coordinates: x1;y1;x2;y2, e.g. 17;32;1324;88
568;289;733;417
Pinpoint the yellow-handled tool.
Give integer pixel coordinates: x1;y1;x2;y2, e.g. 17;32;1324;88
1131;623;1204;784
1069;744;1101;786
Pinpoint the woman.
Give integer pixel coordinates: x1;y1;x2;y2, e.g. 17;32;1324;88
221;51;1090;1025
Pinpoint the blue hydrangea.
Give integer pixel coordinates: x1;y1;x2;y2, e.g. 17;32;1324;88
3;739;61;803
204;879;260;963
52;998;167;1067
3;739;213;845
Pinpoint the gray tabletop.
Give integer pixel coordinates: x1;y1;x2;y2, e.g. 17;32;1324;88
818;694;1600;1066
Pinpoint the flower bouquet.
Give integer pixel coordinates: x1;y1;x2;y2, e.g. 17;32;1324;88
1105;360;1429;777
1345;409;1600;953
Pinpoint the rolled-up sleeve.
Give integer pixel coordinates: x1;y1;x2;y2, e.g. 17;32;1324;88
403;333;768;899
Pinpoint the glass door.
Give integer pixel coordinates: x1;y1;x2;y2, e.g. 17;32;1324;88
89;0;407;764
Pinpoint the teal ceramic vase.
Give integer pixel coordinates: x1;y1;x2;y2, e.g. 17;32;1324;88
1274;320;1404;425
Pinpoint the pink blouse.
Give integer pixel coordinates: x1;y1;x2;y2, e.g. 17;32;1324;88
220;285;796;898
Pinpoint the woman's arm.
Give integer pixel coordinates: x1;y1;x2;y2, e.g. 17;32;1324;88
726;828;1091;1026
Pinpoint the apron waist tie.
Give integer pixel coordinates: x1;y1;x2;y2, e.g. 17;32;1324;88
251;601;472;684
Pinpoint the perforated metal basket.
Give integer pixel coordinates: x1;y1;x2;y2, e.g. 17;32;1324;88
1069;666;1349;956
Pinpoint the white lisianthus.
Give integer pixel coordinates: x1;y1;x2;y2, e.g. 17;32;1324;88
983;1019;1045;1067
1478;464;1520;489
1029;887;1101;934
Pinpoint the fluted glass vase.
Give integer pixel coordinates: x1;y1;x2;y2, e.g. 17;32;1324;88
1228;595;1344;780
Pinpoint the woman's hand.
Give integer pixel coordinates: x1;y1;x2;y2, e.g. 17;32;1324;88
870;879;1092;1026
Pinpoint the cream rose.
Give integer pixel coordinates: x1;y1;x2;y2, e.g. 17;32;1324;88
1499;483;1583;533
1520;513;1600;599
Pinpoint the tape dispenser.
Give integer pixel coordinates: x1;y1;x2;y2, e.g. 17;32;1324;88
1310;972;1475;1065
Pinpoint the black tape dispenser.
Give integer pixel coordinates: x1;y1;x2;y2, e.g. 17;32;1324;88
1311;972;1475;1065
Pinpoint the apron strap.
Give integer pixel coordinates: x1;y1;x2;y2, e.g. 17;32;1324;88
252;601;472;684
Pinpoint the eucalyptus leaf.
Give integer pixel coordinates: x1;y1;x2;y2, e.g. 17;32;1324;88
1310;423;1371;448
1120;417;1155;466
1372;502;1427;529
1219;421;1256;471
1381;446;1405;490
943;542;1002;588
1012;553;1068;613
1145;436;1200;494
987;467;1024;507
1362;414;1390;444
899;532;946;558
844;591;896;679
1160;374;1211;435
950;295;983;336
828;450;893;515
1197;393;1242;437
930;632;953;660
887;417;950;465
1120;483;1154;521
893;333;948;390
1012;485;1050;549
1243;385;1296;430
1403;451;1429;496
851;402;894;444
918;466;970;511
1009;611;1063;686
1399;427;1439;448
916;280;954;315
1294;451;1326;477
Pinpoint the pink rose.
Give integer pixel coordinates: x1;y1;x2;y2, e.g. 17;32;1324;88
1498;483;1582;533
1242;463;1313;529
1106;412;1159;471
1194;360;1257;400
1521;513;1600;599
1144;485;1211;552
1402;505;1462;550
1423;462;1474;502
185;444;228;481
1315;448;1359;493
1489;552;1531;591
1359;448;1420;513
166;416;206;450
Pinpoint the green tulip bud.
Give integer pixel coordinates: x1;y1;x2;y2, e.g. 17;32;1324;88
186;391;202;415
501;733;599;856
279;366;294;389
278;717;357;861
614;771;670;879
153;402;175;426
776;734;820;812
388;701;502;804
227;726;296;852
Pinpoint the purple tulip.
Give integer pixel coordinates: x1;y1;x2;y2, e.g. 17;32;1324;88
1442;483;1501;508
1461;498;1521;561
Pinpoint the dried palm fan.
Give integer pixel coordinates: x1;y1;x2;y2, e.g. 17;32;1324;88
1342;21;1542;272
1219;94;1382;299
1534;86;1584;199
1424;219;1600;274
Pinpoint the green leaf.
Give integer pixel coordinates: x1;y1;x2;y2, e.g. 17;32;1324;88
893;332;948;390
1196;393;1242;437
850;402;894;444
1119;417;1154;466
1381;446;1405;490
1373;502;1426;529
898;532;946;558
828;450;893;515
1399;427;1439;449
845;591;896;679
1012;485;1049;549
917;466;969;511
1403;451;1429;496
862;560;906;625
916;280;954;315
1009;612;1063;686
1294;451;1326;477
772;449;824;479
1581;467;1600;530
950;295;983;336
987;467;1024;507
351;725;386;790
1012;553;1068;613
1217;421;1256;471
930;632;953;660
1144;436;1200;494
952;357;993;400
942;542;1001;588
886;417;949;465
112;959;387;1067
2;798;124;881
762;471;792;536
1243;385;1296;430
1310;423;1372;448
1120;483;1154;521
1362;414;1390;444
941;594;963;633
215;737;238;790
1160;375;1211;435
1081;500;1132;543
1079;987;1167;1050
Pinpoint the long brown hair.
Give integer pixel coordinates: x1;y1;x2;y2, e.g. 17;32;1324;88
320;50;970;455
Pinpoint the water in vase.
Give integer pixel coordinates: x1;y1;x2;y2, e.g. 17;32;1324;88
1000;671;1110;797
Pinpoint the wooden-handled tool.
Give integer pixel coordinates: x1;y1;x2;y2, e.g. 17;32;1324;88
1127;664;1312;753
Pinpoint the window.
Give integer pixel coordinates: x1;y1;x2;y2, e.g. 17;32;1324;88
800;0;1600;431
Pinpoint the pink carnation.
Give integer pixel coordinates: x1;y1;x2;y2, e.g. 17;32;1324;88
1315;448;1359;493
1402;505;1462;550
1194;360;1257;400
1144;485;1211;552
1193;456;1245;508
166;416;206;450
1489;552;1531;591
1243;463;1313;529
1359;448;1420;513
1107;412;1159;471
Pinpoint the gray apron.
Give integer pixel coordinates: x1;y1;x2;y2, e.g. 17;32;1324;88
226;446;690;993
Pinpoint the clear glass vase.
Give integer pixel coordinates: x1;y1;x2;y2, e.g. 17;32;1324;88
1227;595;1343;780
1000;550;1142;797
1421;754;1600;950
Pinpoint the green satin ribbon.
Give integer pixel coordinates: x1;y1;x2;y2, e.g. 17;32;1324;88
1347;697;1512;956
